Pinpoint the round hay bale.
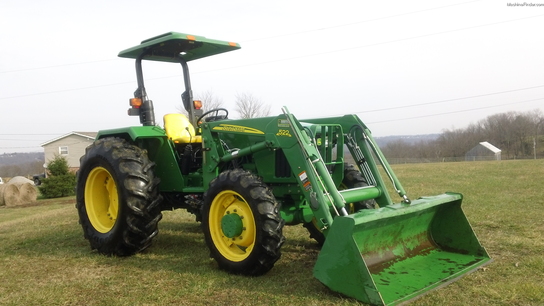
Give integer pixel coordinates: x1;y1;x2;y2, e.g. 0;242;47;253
0;184;20;207
0;185;5;206
18;182;38;204
7;176;34;185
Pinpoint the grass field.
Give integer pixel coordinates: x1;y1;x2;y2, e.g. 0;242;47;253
1;160;543;305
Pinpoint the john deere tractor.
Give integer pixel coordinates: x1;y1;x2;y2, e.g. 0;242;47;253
76;32;490;305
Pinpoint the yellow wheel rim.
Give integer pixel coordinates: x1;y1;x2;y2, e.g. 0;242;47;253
209;190;256;262
85;167;119;233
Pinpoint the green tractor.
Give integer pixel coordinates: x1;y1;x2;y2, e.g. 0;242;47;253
76;32;491;305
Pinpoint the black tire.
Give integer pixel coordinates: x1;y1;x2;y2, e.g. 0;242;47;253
304;163;377;246
76;137;163;256
201;169;285;276
343;163;378;211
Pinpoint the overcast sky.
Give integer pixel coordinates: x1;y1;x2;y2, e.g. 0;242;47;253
1;0;543;154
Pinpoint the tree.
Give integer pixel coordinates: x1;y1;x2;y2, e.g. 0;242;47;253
511;113;533;157
234;92;271;119
47;154;70;176
436;127;477;159
381;139;411;159
528;109;544;159
38;155;76;198
479;113;511;157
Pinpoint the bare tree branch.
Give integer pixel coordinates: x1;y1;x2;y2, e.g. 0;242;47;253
234;92;271;119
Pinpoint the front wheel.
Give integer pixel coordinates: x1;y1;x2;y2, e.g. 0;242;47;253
76;137;163;256
201;169;285;276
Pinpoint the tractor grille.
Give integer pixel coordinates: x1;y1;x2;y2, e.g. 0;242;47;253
275;149;291;178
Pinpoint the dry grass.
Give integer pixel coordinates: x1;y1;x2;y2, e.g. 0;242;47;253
0;159;543;305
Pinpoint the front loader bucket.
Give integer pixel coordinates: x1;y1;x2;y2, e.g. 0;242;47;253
313;193;490;306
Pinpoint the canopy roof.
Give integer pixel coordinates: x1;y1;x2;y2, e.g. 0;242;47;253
118;32;240;62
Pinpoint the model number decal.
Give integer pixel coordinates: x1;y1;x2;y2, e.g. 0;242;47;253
276;129;292;137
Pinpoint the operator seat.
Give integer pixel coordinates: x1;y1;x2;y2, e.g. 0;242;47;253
163;113;202;143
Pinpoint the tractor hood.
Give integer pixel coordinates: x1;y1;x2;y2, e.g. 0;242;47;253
118;32;240;62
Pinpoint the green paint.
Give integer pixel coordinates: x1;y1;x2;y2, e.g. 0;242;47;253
314;194;491;305
221;213;243;238
373;250;488;305
118;32;240;62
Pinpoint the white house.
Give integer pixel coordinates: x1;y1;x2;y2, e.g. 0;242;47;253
40;132;97;170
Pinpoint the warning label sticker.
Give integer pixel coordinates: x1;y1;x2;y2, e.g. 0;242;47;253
299;171;312;191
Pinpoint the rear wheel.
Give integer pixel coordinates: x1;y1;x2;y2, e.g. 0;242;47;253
76;137;163;256
202;169;285;276
304;163;377;246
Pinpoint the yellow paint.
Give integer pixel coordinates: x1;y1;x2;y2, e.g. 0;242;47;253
276;129;292;137
212;124;264;134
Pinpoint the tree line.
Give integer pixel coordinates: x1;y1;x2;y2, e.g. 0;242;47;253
0;154;44;178
381;109;544;162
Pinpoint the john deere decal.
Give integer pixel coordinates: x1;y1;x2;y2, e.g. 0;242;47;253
212;124;264;134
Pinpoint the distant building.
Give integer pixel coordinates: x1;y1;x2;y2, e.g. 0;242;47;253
465;142;501;161
40;132;97;170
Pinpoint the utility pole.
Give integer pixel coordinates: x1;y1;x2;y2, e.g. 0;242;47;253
535;118;543;160
534;137;537;160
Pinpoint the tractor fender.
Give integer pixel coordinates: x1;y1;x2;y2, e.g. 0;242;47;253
95;126;185;192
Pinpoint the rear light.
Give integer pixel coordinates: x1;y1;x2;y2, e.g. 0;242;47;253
128;98;143;116
130;98;142;108
193;100;202;110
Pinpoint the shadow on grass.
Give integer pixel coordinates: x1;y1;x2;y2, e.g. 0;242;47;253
132;218;344;301
1;205;360;305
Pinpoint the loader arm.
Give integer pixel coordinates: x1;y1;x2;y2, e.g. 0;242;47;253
302;114;411;205
280;107;387;233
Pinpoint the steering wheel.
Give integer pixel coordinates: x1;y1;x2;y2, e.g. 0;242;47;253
196;108;229;127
